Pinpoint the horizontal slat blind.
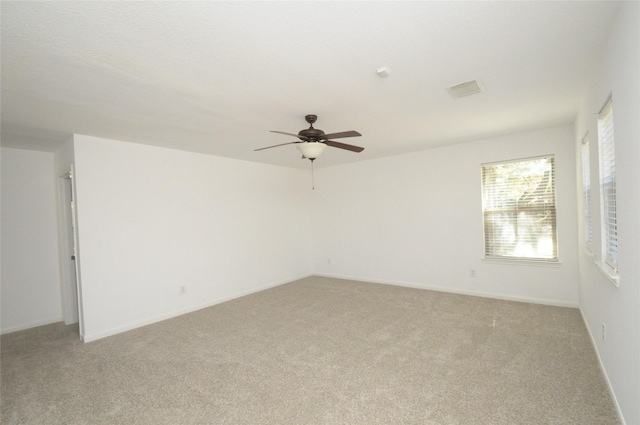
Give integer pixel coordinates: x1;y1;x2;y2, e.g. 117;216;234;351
598;98;617;270
482;156;557;261
581;134;593;249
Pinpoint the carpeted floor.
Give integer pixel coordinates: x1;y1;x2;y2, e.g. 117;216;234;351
1;276;619;424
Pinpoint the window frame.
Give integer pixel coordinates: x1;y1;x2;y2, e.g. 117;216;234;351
596;95;619;285
481;155;559;263
580;132;593;252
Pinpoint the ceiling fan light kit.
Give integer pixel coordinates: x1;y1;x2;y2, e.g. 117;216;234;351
296;142;327;160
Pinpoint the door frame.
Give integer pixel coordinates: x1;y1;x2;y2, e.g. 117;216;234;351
57;166;85;339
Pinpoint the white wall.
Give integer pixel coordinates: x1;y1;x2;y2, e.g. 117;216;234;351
72;135;312;341
1;148;63;332
312;125;579;307
574;2;639;424
54;137;75;177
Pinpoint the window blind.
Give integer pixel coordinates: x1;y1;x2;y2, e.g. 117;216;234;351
598;97;617;270
581;134;593;249
481;156;558;261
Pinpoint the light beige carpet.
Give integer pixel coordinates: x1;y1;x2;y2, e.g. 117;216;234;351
1;276;619;424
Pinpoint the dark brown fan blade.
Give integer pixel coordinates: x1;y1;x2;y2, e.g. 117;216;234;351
324;140;365;152
269;130;308;140
319;130;361;140
254;142;298;151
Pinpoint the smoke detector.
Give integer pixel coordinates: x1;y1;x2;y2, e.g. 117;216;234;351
446;79;486;98
376;67;390;78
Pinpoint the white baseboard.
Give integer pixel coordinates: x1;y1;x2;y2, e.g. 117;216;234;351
0;317;64;335
82;273;312;343
579;308;626;425
314;272;579;308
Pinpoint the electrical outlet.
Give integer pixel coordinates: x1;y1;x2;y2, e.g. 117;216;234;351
602;323;606;341
180;285;187;295
470;269;476;278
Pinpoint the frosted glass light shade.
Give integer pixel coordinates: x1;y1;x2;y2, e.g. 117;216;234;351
296;142;327;159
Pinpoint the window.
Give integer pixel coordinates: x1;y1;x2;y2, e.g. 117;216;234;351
581;133;593;250
482;156;558;261
597;97;617;274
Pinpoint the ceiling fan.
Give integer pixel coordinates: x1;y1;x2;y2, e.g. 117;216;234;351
255;114;364;161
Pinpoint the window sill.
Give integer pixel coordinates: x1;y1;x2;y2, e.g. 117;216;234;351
482;258;562;268
596;260;619;287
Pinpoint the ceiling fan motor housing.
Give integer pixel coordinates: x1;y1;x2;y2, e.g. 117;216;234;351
257;114;363;155
298;127;325;141
298;114;325;141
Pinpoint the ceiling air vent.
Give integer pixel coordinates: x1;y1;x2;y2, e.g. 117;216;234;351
446;79;485;98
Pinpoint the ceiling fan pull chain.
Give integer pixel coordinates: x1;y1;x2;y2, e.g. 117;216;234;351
311;158;315;190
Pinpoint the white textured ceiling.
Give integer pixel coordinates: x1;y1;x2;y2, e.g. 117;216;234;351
1;1;619;168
